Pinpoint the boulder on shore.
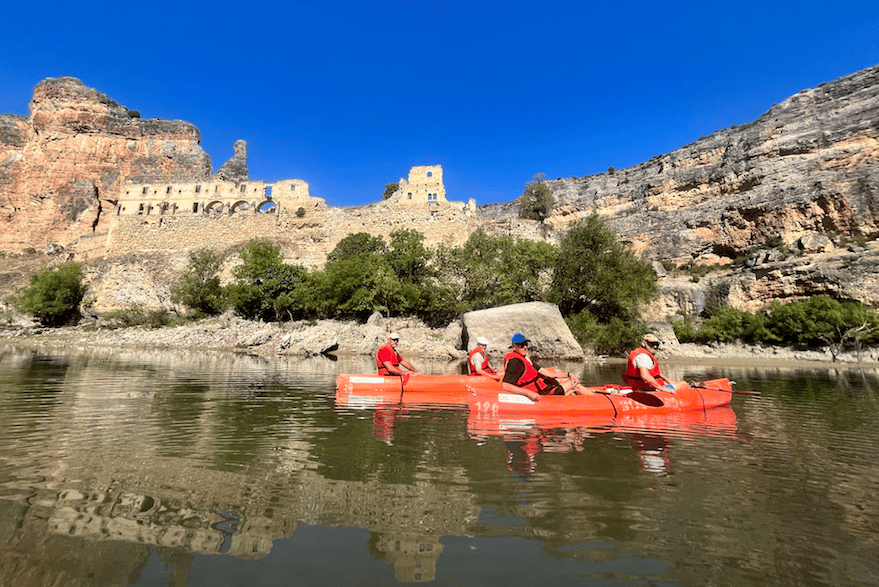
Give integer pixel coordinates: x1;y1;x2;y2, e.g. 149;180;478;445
462;302;585;361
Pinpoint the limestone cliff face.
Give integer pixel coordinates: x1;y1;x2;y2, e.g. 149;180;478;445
523;65;879;262
478;64;879;311
0;77;212;252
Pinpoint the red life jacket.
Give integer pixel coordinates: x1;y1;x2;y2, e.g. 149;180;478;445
376;344;401;376
503;351;554;394
623;346;661;390
467;348;496;376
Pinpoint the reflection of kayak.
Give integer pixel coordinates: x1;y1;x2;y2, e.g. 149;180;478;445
335;373;490;409
468;378;734;417
468;403;738;441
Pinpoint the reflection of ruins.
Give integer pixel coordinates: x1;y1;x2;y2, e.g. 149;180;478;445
2;465;472;584
0;347;474;585
3;348;879;587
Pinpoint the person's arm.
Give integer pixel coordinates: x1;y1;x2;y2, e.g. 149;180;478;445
637;367;673;391
538;366;580;389
399;357;419;373
637;366;662;390
473;352;501;381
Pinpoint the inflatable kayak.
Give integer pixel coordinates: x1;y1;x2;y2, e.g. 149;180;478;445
468;378;734;418
335;373;498;409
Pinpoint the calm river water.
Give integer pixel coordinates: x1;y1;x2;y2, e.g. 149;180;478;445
0;343;877;587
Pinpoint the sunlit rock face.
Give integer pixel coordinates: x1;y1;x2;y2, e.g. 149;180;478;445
0;77;212;252
527;65;879;264
479;65;879;310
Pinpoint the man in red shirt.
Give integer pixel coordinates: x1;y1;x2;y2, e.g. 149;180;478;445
376;332;419;376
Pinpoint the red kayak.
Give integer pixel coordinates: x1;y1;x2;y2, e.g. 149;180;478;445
335;373;495;409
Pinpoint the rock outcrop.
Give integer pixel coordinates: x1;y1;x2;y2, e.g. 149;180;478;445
462;302;585;360
0;77;212;252
213;139;249;184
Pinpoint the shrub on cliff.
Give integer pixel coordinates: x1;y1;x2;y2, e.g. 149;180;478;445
171;248;227;317
518;173;554;221
15;262;85;326
549;215;658;322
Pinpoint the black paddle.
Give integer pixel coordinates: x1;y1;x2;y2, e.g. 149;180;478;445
690;382;761;396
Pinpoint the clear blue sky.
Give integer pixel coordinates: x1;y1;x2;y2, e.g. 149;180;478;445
2;1;878;207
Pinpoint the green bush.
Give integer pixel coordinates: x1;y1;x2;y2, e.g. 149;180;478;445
171;248;227;316
101;305;173;329
566;311;645;355
550;215;658;322
227;239;316;321
15;263;85;326
433;228;556;312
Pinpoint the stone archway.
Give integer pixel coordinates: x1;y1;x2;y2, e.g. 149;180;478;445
257;200;277;214
230;200;251;214
205;200;225;215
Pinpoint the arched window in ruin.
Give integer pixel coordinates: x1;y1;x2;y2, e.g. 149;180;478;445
427;171;433;177
230;200;251;214
205;200;225;215
257;200;277;214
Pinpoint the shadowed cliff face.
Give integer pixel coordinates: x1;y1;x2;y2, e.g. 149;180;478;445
0;77;213;251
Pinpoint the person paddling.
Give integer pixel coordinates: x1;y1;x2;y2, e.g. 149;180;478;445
622;333;685;392
467;336;502;381
376;332;419;377
501;333;582;401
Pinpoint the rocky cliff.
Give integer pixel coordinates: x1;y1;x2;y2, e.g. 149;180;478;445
3;67;879;317
479;64;879;312
0;77;213;252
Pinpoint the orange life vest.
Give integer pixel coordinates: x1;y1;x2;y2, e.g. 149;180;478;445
467;348;496;376
376;344;401;376
503;351;554;394
623;346;661;390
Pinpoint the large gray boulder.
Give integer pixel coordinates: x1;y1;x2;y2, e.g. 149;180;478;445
462;302;585;361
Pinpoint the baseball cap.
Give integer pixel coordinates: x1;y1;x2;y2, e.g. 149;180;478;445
510;333;530;346
476;336;489;346
388;332;400;341
643;333;660;345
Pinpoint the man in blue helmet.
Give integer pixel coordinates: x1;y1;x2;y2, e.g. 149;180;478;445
501;333;582;401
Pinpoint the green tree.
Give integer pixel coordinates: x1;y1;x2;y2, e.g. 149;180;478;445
434;228;556;311
566;311;646;355
549;215;658;322
321;233;404;318
171;248;226;316
383;183;400;200
518;173;554;221
16;263;85;326
226;239;315;321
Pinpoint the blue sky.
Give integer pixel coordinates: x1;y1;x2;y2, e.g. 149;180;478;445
2;1;878;207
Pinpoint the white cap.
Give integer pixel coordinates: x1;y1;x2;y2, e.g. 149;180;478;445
388;332;400;340
476;336;489;346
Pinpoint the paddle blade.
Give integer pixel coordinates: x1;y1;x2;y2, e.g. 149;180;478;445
627;391;665;407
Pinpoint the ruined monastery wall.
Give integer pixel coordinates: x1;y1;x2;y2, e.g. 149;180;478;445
105;165;505;267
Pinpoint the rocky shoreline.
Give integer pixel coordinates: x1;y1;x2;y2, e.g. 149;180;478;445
2;312;879;369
